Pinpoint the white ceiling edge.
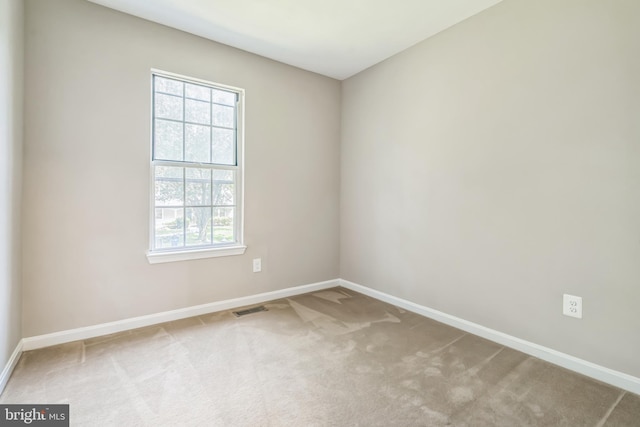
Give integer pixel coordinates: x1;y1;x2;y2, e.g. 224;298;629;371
86;0;504;80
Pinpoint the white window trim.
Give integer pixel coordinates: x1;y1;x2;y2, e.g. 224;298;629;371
146;244;247;264
146;69;246;264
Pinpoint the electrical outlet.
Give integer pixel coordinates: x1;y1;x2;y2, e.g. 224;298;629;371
563;294;582;319
252;258;261;273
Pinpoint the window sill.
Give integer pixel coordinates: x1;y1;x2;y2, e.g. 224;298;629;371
146;245;247;264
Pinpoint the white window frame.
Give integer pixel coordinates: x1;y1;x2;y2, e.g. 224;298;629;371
146;69;246;264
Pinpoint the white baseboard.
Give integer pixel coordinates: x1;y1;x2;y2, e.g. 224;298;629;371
22;279;339;352
339;279;640;396
0;340;23;396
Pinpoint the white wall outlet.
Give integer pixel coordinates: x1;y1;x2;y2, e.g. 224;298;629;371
563;294;582;319
252;258;262;273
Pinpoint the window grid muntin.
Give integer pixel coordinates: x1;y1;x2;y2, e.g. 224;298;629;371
152;75;238;167
153;166;238;251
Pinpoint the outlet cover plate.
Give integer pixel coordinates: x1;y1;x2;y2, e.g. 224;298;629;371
252;258;261;273
563;294;582;319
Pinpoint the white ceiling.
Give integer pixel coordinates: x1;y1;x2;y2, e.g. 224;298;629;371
87;0;504;80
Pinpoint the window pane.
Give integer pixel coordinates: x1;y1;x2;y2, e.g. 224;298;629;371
155;77;183;96
213;170;234;206
186;207;212;246
213;207;234;243
155;208;184;249
185;99;210;125
185;83;210;101
155;166;183;206
212;128;234;165
186;168;211;206
154;119;183;161
212;104;234;128
212;89;236;106
155;93;183;121
185;124;210;163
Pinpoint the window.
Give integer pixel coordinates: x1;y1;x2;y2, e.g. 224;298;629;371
147;71;245;263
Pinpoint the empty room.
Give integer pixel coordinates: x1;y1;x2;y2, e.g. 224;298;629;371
1;0;639;425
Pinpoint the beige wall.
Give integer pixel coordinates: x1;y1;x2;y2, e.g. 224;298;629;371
341;0;640;377
22;0;341;336
0;0;23;369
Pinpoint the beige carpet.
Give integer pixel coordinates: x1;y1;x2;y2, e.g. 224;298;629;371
1;288;639;426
